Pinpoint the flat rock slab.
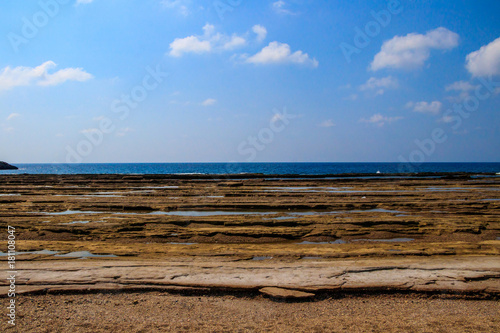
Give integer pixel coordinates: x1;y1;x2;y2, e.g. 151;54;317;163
1;256;499;297
260;287;315;299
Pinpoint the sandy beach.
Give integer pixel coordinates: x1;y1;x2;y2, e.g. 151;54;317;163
2;292;500;332
1;173;499;331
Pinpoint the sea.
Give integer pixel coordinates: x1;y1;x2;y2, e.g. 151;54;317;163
1;163;499;175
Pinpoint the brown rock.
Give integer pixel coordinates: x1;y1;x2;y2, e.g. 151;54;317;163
259;287;315;300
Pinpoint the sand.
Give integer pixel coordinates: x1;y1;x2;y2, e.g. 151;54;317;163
1;293;499;332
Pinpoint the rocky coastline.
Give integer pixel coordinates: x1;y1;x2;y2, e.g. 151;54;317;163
0;161;17;170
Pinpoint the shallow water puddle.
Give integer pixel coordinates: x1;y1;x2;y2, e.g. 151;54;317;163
34;210;102;215
289;211;342;216
34;250;60;255
0;251;33;256
137;186;179;189
425;187;500;192
300;256;324;260
149;211;276;216
34;210;279;217
351;208;405;214
35;208;408;217
83;194;124;198
61;220;106;225
264;187;409;193
0;250;59;256
263;216;299;220
351;238;414;242
54;194;124;198
168;242;197;245
55;251;117;258
62;221;90;225
298;240;346;244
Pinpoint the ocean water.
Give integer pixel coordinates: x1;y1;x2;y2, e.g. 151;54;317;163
1;163;499;175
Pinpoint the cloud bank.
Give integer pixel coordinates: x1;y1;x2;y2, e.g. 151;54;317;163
0;61;93;91
371;27;459;71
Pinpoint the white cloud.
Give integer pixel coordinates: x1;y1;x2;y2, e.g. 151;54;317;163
1;125;14;133
169;36;211;57
0;61;93;91
271;113;286;123
444;80;480;102
319;119;335;128
6;113;20;121
80;128;99;134
161;0;190;16
371;27;459;71
39;67;93;86
359;76;398;95
272;1;296;15
246;41;318;67
169;23;248;57
445;80;477;92
360;113;403;127
406;101;442;114
465;37;500;77
222;35;246;50
116;127;133;137
201;98;217;106
252;25;267;42
202;23;215;36
440;115;454;123
344;93;358;101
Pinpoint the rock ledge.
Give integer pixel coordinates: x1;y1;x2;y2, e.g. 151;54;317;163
0;161;18;170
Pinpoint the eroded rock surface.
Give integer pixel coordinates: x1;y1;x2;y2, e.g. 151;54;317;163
0;174;499;297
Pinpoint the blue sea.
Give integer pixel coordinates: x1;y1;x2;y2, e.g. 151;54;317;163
1;163;499;175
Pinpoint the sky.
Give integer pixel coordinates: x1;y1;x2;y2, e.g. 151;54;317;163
0;0;499;163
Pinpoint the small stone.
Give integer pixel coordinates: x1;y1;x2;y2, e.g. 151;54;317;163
259;287;315;300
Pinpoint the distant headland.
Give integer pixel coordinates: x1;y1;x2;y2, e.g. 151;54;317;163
0;161;18;170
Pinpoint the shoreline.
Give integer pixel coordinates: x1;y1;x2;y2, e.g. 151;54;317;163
1;171;499;178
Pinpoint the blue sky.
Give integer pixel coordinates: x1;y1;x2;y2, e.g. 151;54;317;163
0;0;499;163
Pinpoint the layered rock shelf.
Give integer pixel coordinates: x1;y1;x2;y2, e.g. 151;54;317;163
0;173;499;297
